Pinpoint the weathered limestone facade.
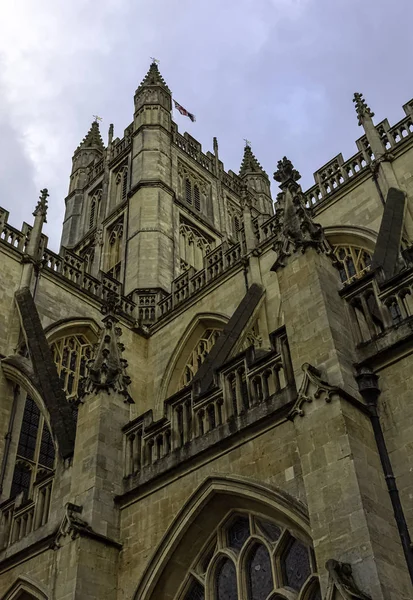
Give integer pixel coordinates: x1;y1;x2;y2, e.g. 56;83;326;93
0;62;413;600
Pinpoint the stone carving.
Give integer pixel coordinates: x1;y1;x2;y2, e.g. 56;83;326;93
79;292;133;402
325;559;372;600
33;188;49;220
289;363;339;419
353;92;375;126
271;157;333;271
53;503;91;549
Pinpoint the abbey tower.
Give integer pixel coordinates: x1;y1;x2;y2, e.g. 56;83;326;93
0;62;412;600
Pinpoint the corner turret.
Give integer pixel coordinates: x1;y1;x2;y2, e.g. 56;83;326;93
239;142;273;216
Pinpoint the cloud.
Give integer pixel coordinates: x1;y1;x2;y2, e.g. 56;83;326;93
0;0;412;248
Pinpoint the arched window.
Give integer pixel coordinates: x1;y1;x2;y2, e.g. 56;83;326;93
186;179;193;205
194;185;201;211
51;333;93;400
10;397;55;501
332;245;372;284
89;198;97;230
181;512;321;600
106;218;124;281
179;328;222;389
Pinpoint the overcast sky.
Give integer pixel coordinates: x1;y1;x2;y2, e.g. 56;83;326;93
0;0;412;250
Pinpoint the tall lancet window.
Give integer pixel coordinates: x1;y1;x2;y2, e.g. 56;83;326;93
106;217;124;281
88;189;102;230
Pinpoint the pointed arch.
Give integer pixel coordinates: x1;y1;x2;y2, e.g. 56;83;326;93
157;312;229;408
132;475;310;600
2;576;49;600
324;225;377;253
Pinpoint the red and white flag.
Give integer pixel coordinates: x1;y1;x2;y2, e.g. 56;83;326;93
174;99;196;122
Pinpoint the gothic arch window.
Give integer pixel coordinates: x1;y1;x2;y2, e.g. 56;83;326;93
51;333;93;400
88;189;102;230
180;511;321;600
186;178;193;205
179;221;213;272
179;328;222;389
194;185;201;211
114;165;128;204
106;217;124;281
10;396;55;501
332;244;372;284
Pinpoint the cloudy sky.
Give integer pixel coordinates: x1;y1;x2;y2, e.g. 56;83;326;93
0;0;412;250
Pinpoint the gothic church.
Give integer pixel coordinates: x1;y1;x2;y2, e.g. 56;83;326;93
0;62;412;600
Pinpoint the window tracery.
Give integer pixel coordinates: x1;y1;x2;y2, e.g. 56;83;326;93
178;163;209;215
181;512;321;600
332;245;372;284
88;189;102;230
227;202;242;241
51;334;93;401
179;221;213;272
10;397;55;501
179;328;222;389
106;217;124;281
115;165;128;203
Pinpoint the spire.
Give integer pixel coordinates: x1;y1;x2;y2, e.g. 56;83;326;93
136;60;171;95
353;92;374;126
77;121;105;152
79;293;133;403
271;157;331;271
239;143;268;177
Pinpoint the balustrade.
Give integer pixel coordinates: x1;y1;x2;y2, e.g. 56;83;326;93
123;333;291;478
0;476;53;549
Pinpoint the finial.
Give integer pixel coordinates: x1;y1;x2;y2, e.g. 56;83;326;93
273;157;301;189
93;115;103;123
353;92;374;126
78;291;133;402
108;123;114;146
150;57;160;65
244;138;251;148
33;188;49;220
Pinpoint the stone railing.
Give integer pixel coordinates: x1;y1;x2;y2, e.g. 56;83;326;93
340;262;413;345
112;125;132;161
172;128;215;173
123;328;292;478
158;241;243;319
0;476;53;549
41;248;136;320
303;101;413;208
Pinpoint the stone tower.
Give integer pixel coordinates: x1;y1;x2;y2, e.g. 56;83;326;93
0;68;413;600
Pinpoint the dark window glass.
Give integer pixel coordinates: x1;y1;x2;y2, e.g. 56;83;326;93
338;267;347;283
347;257;356;278
10;462;31;499
311;586;322;600
194;185;201;211
247;544;273;600
185;580;205;600
17;397;40;460
227;516;250;550
283;539;311;591
257;519;282;543
122;170;128;200
215;558;238;600
39;424;55;469
186;179;192;204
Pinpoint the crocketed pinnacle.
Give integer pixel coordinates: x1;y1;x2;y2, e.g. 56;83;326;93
239;144;268;177
77;121;105;151
79;293;132;403
353;92;375;126
136;60;171;94
33;188;49;220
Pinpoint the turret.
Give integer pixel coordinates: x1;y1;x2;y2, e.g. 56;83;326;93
61;121;105;250
239;143;273;216
125;61;175;294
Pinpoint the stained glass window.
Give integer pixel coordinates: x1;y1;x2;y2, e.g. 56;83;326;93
227;516;250;550
10;396;55;500
179;512;319;600
185;580;205;600
247;544;273;600
257;519;281;543
283;539;311;591
215;559;238;600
